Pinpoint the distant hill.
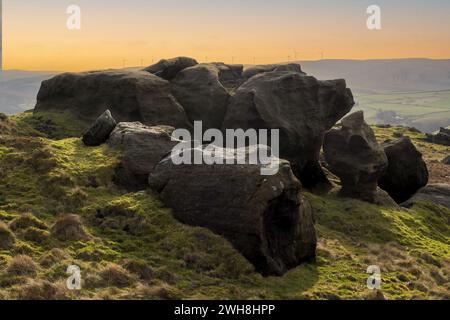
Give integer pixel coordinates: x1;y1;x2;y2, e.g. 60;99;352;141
0;70;55;115
301;58;450;94
1;59;450;132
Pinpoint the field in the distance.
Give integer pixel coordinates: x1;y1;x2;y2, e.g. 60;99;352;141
354;90;450;133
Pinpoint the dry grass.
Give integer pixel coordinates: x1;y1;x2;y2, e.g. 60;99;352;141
0;221;15;250
50;214;89;241
6;255;39;276
9;213;48;231
17;280;69;300
98;263;136;287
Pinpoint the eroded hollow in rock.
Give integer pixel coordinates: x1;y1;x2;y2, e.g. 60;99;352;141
262;192;300;275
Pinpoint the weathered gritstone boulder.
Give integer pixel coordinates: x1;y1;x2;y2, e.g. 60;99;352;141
243;63;304;80
323;111;388;203
107;122;177;190
143;56;198;80
426;127;450;146
149;145;317;276
82;110;117;146
171;64;231;130
34;70;191;129
402;184;450;209
222;71;354;191
378;137;429;203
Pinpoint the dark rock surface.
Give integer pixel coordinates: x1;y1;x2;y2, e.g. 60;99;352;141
378;137;429;203
426;127;450;146
211;62;244;89
223;71;354;191
402;184;450;209
323;111;388;203
34;70;191;129
442;155;450;165
82;110;117;146
242;63;304;80
149;145;317;276
171;64;231;130
143;57;198;80
107;122;177;190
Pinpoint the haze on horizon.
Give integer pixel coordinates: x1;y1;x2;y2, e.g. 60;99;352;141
3;0;450;72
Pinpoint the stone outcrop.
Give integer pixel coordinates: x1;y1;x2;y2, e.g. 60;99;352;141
107;122;177;190
82;110;117;146
171;64;231;130
34;70;191;129
222;71;354;190
148;145;317;276
402;184;450;209
426;127;450;146
323;111;388;202
378;137;429;203
242;63;304;80
143;57;198;80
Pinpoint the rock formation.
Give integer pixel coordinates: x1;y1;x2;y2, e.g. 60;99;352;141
323;111;388;203
378;137;429;203
171;64;231;130
426;127;450;146
143;56;198;80
242;63;305;80
82;110;117;146
402;184;450;209
34;70;191;129
223;71;354;190
149;145;317;276
107;122;177;190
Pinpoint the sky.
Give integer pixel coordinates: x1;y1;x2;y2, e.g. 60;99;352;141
2;0;450;71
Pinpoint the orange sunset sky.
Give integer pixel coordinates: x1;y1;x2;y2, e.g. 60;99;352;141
3;0;450;71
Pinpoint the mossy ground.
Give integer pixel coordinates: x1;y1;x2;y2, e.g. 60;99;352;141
0;112;448;299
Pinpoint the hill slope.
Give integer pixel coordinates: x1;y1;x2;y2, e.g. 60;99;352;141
0;112;448;300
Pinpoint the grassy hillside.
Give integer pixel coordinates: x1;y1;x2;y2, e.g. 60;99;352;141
354;91;450;133
0;112;448;300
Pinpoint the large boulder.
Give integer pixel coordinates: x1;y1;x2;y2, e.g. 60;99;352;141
149;145;317;276
243;63;304;80
82;110;117;146
402;184;450;209
107;122;177;190
222;71;354;191
323;111;388;203
171;64;231;130
34;70;191;129
378;137;429;203
426;127;450;146
143;57;198;80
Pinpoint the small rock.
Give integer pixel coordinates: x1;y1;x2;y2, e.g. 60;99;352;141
402;184;450;209
378;137;428;203
442;156;450;165
426;127;450;146
82;110;117;146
